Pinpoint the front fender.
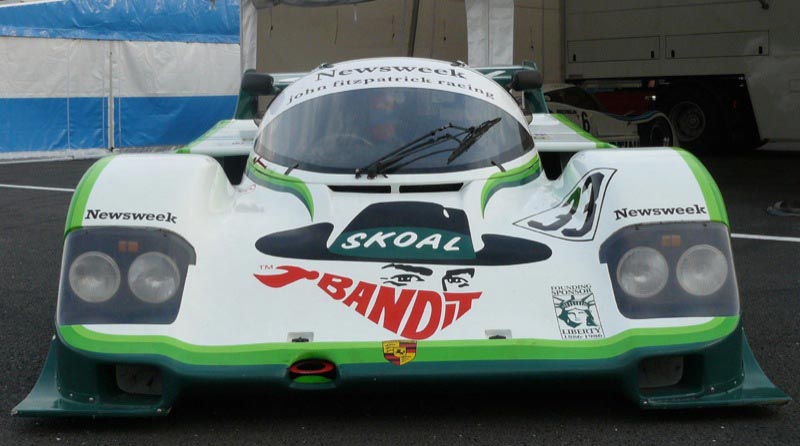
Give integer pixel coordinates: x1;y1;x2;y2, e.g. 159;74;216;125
557;148;727;240
65;154;234;238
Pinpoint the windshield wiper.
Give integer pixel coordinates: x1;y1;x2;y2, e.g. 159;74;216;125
355;118;501;179
446;117;501;164
356;124;461;179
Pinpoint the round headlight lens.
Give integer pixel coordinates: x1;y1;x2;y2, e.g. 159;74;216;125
128;252;181;304
677;244;728;296
68;252;121;303
616;247;669;298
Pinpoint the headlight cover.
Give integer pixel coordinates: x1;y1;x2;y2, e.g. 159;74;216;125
676;244;729;296
616;247;669;298
58;227;196;325
128;252;181;304
599;222;739;319
68;251;121;303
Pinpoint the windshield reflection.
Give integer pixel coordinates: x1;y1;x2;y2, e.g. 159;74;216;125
256;87;533;174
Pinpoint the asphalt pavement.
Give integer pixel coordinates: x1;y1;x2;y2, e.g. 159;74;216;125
0;152;798;445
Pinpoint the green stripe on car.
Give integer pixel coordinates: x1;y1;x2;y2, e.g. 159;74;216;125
552;113;616;148
481;155;541;216
246;161;315;219
175;120;232;154
59;316;738;367
64;156;114;236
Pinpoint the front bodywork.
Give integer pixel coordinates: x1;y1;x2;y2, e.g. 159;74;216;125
15;58;788;416
15;316;785;416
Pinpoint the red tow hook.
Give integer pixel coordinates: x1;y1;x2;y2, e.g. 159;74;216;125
289;360;337;382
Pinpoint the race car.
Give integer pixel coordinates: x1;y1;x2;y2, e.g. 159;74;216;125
544;83;677;148
14;57;788;417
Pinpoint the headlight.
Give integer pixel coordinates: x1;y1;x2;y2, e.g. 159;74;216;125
600;222;739;319
616;247;669;298
59;227;196;325
676;244;728;296
68;251;121;303
128;252;181;304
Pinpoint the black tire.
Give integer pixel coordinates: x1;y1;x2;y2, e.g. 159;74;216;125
638;116;674;147
659;86;723;152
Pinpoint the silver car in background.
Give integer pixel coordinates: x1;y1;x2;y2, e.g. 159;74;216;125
544;84;677;148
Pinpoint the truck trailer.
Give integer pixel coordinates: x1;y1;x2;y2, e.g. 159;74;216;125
564;0;800;151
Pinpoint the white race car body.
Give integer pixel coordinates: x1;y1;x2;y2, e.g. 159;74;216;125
15;58;788;417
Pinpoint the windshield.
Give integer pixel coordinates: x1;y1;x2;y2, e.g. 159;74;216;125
255;87;534;174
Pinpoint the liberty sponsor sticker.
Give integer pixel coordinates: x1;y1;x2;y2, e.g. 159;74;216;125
551;284;604;340
383;340;417;366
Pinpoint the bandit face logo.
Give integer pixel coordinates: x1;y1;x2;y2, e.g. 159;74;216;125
514;169;616;241
383;340;417;366
253;202;553;339
381;263;474;291
551;284;605;340
254;265;482;340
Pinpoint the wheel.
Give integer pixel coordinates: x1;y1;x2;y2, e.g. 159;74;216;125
670;101;706;143
659;86;723;151
639;116;674;147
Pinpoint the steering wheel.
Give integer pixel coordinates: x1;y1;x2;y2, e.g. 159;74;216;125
316;133;375;149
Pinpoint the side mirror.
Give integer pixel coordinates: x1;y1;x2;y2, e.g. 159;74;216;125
241;70;275;96
509;70;543;91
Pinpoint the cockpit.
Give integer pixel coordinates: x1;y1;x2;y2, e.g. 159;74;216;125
255;86;534;175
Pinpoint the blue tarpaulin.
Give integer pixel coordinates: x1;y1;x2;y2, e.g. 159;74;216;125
0;0;239;43
0;0;241;154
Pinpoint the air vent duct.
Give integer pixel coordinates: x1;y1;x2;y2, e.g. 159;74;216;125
328;183;463;193
400;183;463;193
328;185;391;193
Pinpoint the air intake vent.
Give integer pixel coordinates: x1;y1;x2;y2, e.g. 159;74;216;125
328;184;463;193
400;183;463;193
328;185;391;193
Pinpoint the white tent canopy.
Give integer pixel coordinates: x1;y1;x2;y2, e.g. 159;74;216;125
0;0;241;155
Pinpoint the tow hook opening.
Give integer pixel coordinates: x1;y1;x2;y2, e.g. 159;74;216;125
289;359;337;383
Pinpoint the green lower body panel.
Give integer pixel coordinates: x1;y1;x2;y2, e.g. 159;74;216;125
13;320;789;417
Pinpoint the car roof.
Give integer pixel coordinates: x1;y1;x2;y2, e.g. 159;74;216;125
264;57;530;128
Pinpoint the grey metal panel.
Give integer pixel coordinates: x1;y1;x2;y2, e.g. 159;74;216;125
567;36;659;63
666;31;769;59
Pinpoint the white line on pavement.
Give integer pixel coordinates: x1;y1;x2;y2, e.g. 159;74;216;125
0;184;75;193
732;233;800;243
